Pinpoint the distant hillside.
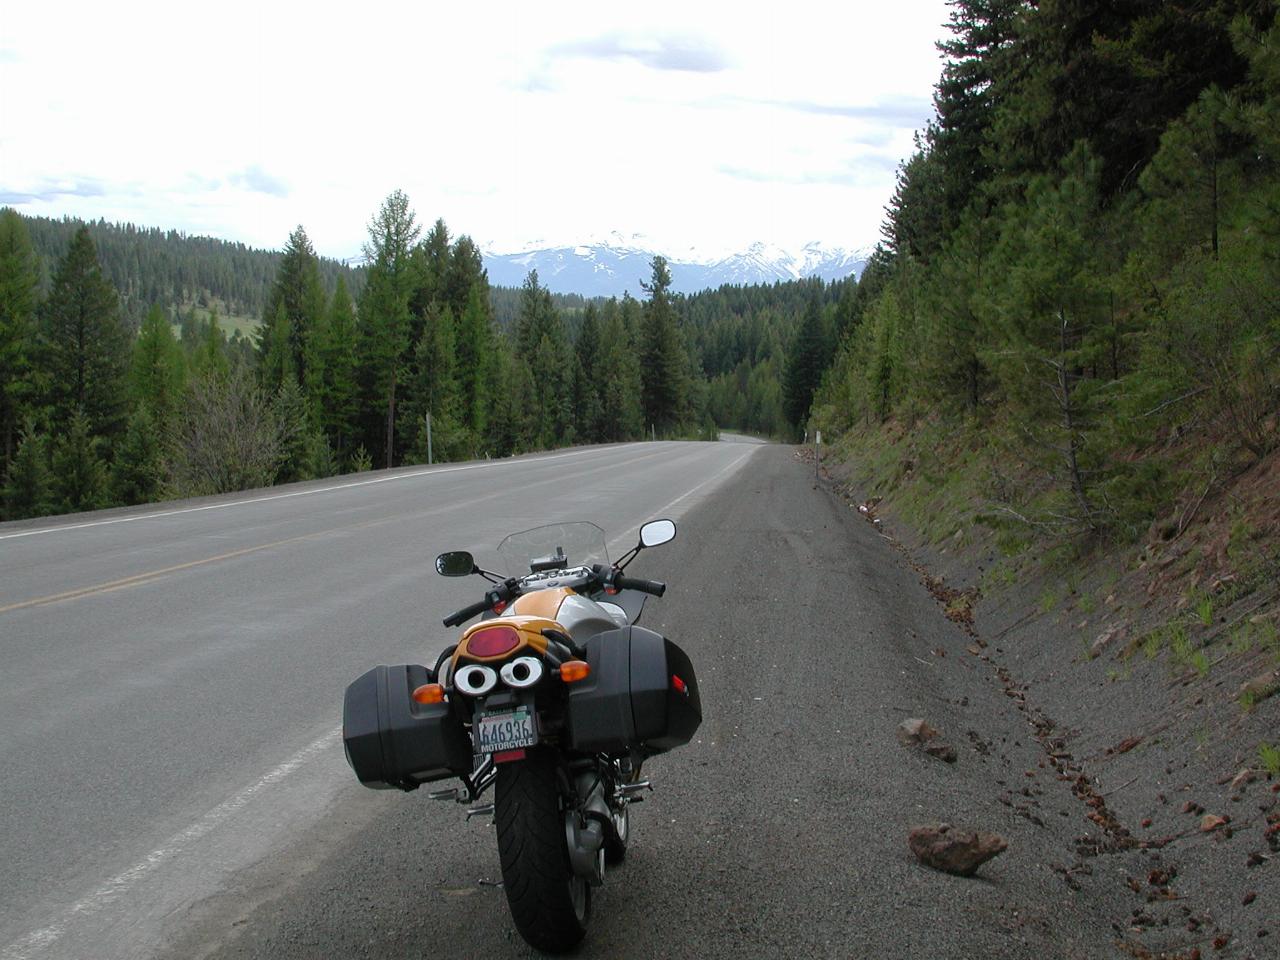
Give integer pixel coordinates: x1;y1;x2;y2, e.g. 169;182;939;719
13;213;607;333
18;214;363;328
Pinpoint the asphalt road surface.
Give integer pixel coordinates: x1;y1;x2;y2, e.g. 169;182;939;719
2;441;1121;959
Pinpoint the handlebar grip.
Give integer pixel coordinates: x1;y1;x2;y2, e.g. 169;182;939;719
443;599;491;628
613;575;666;597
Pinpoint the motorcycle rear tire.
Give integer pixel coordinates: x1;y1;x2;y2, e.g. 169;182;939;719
495;749;590;953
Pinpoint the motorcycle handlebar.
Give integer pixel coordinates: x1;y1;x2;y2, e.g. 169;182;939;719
442;569;665;627
612;574;666;597
443;598;491;628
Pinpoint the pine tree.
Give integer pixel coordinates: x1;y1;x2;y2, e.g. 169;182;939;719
51;408;108;513
41;226;130;439
356;190;420;468
573;303;605;442
262;226;327;392
639;256;686;434
1139;87;1240;264
988;143;1113;529
487;349;540;456
919;208;993;411
258;302;295;392
2;420;51;520
411;218;451;322
782;294;830;429
274;377;316;483
929;0;1022;229
445;236;488;318
0;209;41;472
404;303;466;462
314;277;359;464
516;271;572;445
455;282;495;445
515;270;557;356
129;304;186;427
190;313;230;381
110;405;165;506
598;298;644;441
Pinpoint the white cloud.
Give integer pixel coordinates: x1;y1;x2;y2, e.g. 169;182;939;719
0;0;950;259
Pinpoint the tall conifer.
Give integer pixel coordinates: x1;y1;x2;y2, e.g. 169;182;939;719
41;227;129;440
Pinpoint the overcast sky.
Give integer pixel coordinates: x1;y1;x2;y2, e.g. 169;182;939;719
0;1;951;261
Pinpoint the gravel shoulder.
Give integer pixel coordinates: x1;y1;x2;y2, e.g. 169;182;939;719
160;444;1156;960
825;451;1280;960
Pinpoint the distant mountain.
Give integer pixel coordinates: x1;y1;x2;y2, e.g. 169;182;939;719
481;236;868;298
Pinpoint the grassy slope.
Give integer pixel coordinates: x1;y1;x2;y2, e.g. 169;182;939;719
824;416;1279;766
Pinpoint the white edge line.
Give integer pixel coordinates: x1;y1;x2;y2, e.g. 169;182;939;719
612;445;758;546
0;727;343;960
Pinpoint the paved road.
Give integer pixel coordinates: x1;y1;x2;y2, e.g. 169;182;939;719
713;431;768;445
0;442;759;960
2;441;1129;959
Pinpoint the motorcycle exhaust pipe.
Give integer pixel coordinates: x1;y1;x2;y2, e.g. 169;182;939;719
565;770;609;886
565;816;605;886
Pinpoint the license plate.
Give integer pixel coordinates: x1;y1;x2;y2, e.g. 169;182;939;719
475;708;538;754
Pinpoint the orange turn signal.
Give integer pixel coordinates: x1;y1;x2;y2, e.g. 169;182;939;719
412;683;446;704
558;660;591;683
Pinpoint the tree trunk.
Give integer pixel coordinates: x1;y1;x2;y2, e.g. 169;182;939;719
1211;117;1220;260
385;369;397;470
1058;307;1095;527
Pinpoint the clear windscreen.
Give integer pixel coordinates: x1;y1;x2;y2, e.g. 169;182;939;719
497;522;609;576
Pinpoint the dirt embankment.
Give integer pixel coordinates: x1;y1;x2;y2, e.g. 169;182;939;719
814;445;1280;960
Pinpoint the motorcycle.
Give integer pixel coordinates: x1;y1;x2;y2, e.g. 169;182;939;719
341;519;702;953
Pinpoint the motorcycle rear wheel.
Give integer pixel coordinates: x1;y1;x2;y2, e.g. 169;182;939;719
494;750;590;953
603;762;637;864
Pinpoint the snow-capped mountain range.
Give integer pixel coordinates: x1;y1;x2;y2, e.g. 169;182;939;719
481;233;869;298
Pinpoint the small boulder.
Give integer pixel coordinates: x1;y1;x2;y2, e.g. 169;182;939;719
1090;625;1128;659
897;718;958;764
908;823;1007;877
1230;769;1256;791
897;718;939;748
1239;670;1280;704
923;742;958;764
1200;814;1228;833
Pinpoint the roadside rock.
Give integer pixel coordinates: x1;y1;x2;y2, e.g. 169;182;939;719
1230;769;1256;791
908;823;1008;877
897;718;958;764
923;742;958;763
1089;625;1127;659
1238;670;1279;704
897;718;939;747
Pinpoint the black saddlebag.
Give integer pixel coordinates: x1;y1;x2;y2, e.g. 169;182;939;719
566;626;702;755
343;664;472;790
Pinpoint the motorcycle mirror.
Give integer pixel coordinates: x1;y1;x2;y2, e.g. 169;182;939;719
435;551;476;577
638;519;676;549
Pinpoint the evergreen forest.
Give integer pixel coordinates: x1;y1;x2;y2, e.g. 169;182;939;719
7;0;1273;536
0;202;836;521
807;0;1280;549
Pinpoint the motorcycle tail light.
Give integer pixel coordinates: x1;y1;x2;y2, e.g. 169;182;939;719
559;660;591;683
467;626;520;658
411;683;446;704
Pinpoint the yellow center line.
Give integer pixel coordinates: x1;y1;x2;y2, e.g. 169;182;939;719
0;443;742;616
0;533;320;615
